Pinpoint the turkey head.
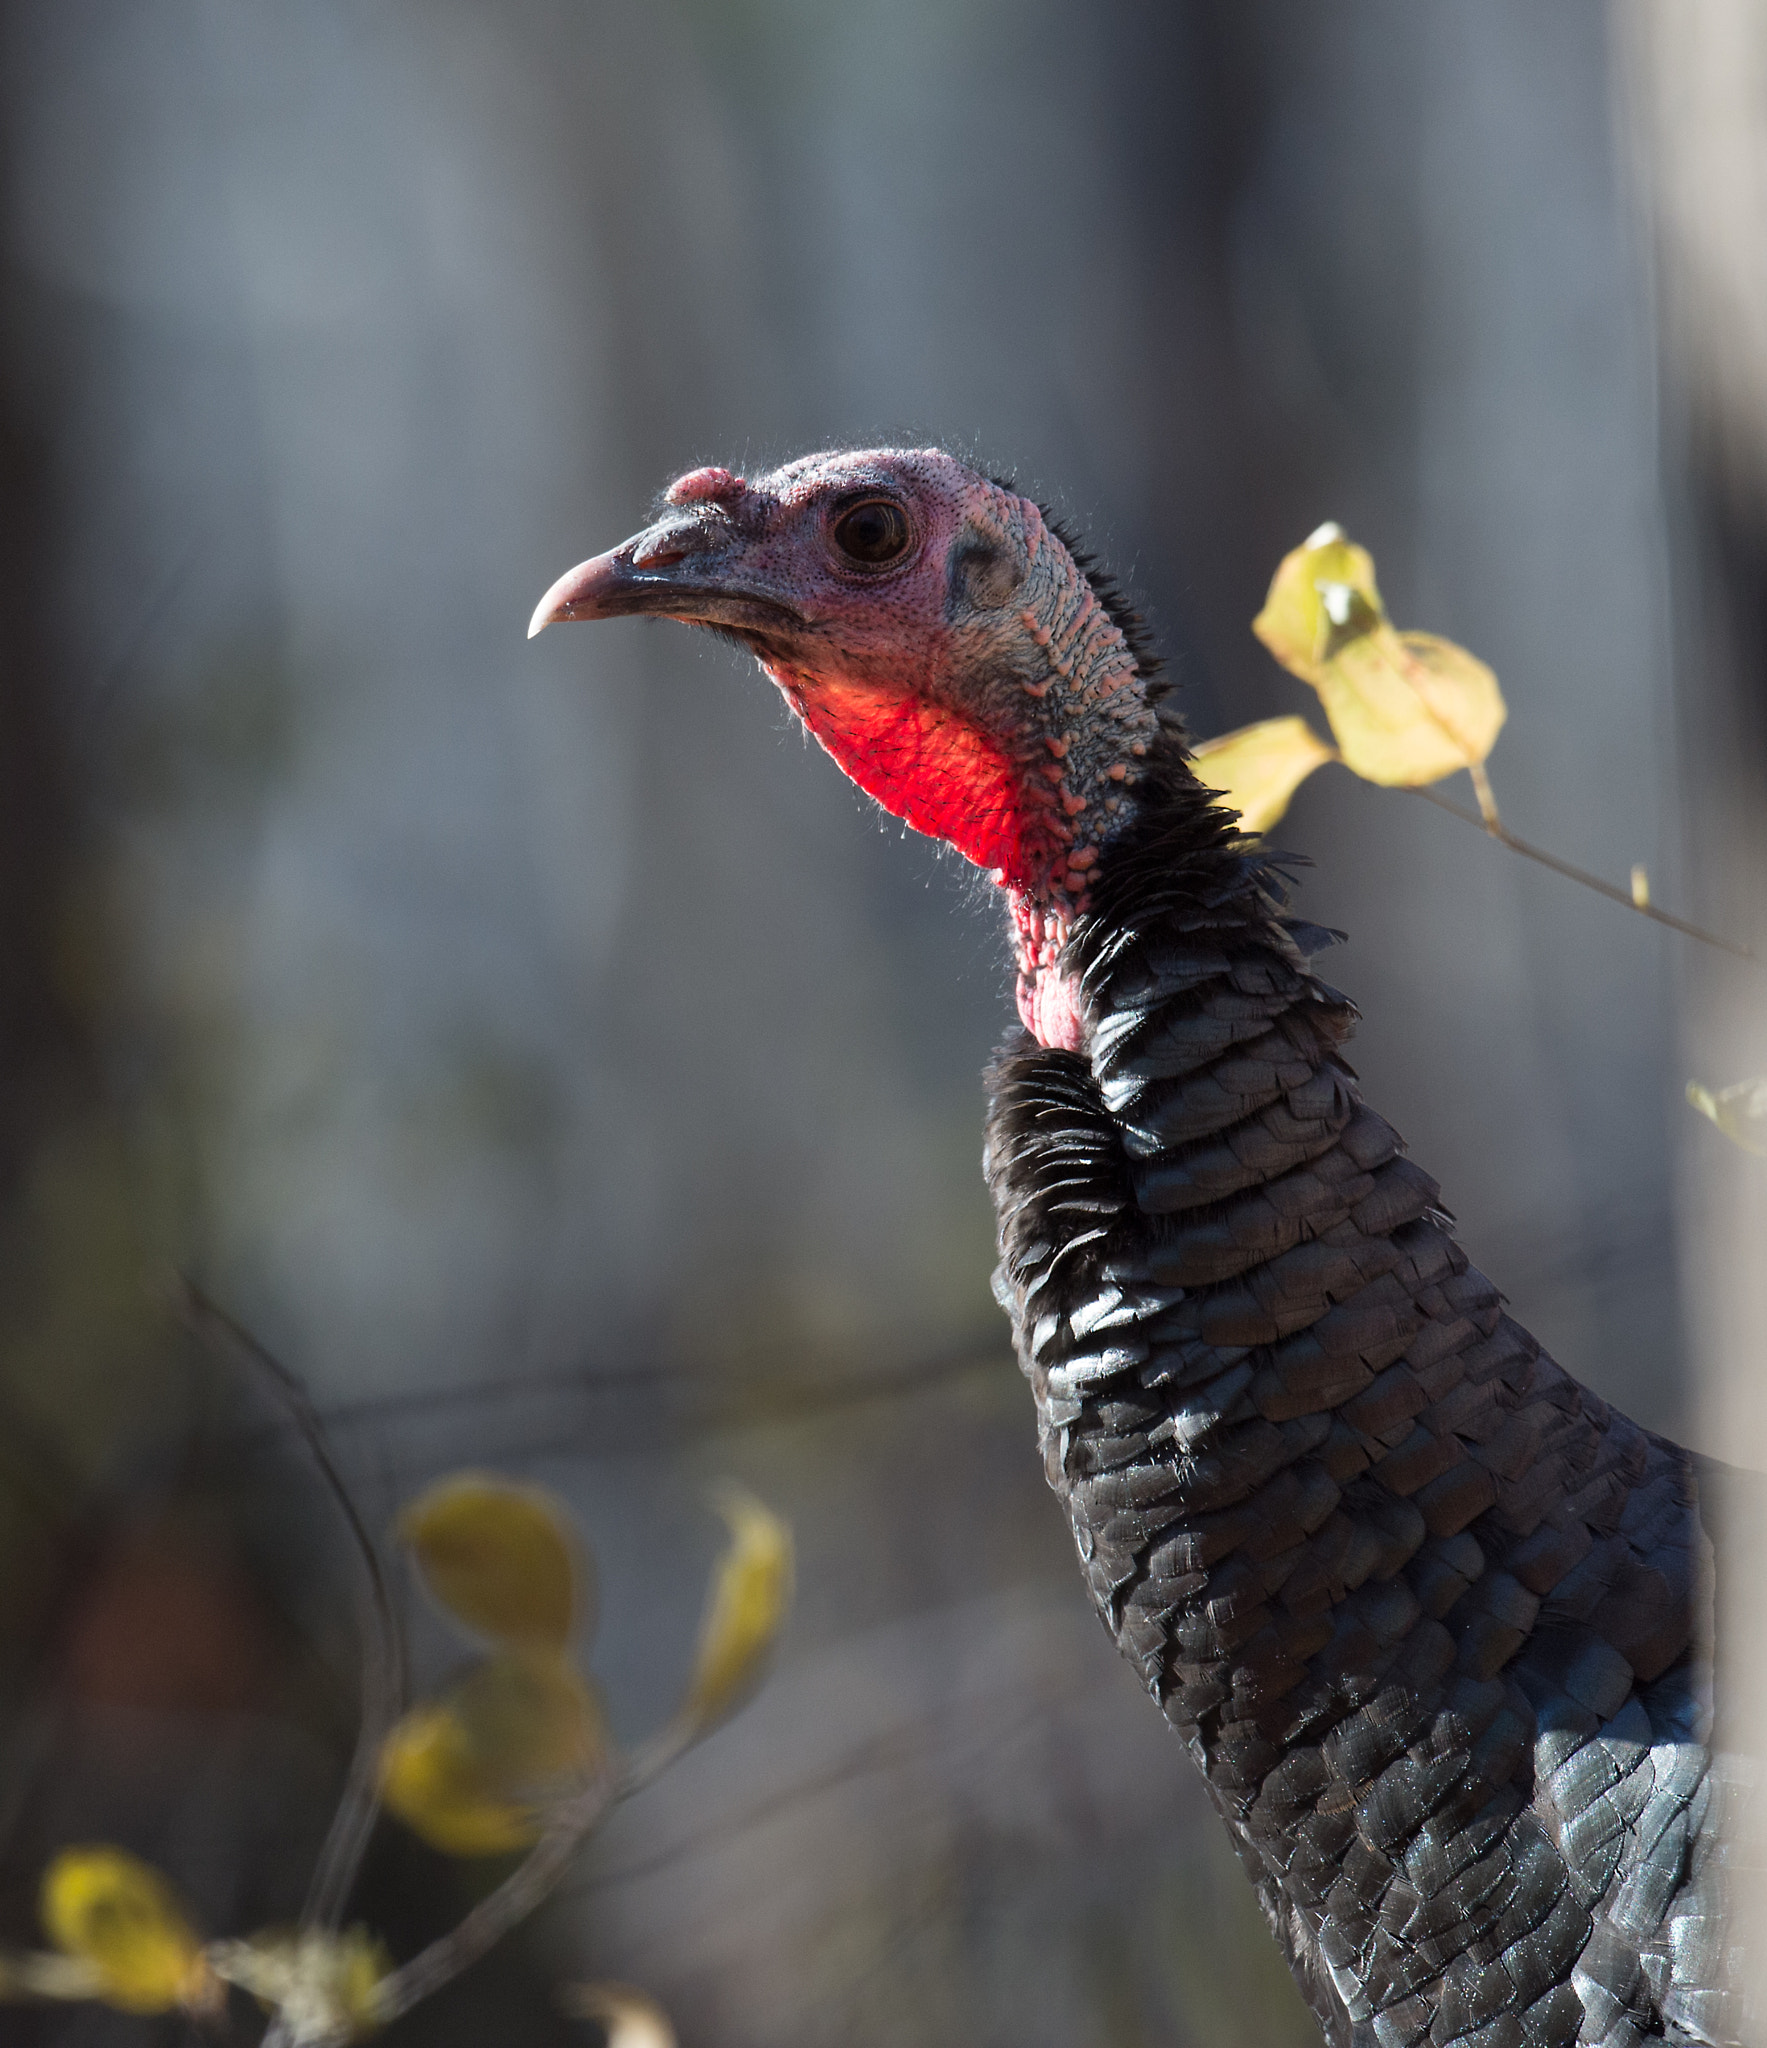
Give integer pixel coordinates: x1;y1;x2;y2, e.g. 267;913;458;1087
530;448;1178;1050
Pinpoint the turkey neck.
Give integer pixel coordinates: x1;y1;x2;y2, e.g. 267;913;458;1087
985;734;1414;1750
985;727;1517;1755
983;733;1710;2038
975;498;1163;1053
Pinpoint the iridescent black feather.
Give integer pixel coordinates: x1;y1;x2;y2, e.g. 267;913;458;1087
984;707;1745;2048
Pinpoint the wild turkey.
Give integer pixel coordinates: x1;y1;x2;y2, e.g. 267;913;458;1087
531;449;1762;2048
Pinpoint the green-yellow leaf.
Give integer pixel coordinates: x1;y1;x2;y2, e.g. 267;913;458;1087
1253;526;1507;787
1250;522;1384;681
679;1488;793;1733
559;1981;677;2048
1315;629;1506;786
379;1652;608;1857
1191;716;1336;835
1687;1077;1767;1157
398;1473;587;1651
209;1927;390;2041
379;1702;538;1857
40;1848;214;2015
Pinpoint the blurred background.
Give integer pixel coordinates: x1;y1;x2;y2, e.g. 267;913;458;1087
0;1;1764;2042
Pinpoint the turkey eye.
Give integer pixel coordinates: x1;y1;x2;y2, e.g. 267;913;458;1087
832;498;912;566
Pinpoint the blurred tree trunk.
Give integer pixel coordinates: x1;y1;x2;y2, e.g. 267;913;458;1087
1618;0;1767;2018
0;298;77;1193
0;35;109;1663
1616;1;1767;1490
0;35;332;1967
1621;0;1767;879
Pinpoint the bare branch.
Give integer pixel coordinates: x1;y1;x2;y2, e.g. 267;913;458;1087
174;1281;405;1932
1408;781;1757;963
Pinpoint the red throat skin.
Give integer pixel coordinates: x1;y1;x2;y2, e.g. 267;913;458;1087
766;669;1045;878
765;663;1092;1053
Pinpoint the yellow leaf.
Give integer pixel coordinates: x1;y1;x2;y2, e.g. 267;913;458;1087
1250;522;1385;681
40;1848;213;2015
1191;717;1336;835
1687;1077;1767;1157
398;1473;586;1651
1253;528;1507;787
379;1703;538;1856
451;1649;608;1782
1321;630;1507;786
209;1926;389;2041
679;1488;792;1733
379;1652;608;1857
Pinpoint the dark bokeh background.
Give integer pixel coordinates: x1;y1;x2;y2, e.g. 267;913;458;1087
0;3;1763;2044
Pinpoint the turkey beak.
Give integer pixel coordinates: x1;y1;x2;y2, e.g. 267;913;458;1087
527;547;648;637
528;512;803;641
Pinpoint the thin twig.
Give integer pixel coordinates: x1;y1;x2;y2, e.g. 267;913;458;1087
371;1762;621;2024
376;1674;777;2021
564;1686;1066;1904
174;1281;406;1931
1407;780;1757;963
227;1342;1011;1448
616;1725;694;1801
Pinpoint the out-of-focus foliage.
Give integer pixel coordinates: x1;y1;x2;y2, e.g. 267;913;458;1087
39;1846;216;2016
386;1474;607;1852
379;1654;609;1856
1242;522;1507;810
5;1468;788;2042
209;1926;390;2044
559;1980;678;2048
1190;716;1338;836
1208;522;1748;1089
10;1863;389;2042
0;1846;221;2021
1686;1078;1767;1156
679;1486;794;1735
381;1476;792;1854
399;1474;585;1652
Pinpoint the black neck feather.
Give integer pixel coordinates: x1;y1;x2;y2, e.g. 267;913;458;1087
982;736;1716;2048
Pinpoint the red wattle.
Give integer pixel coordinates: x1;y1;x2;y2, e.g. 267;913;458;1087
773;672;1055;889
769;667;1088;1051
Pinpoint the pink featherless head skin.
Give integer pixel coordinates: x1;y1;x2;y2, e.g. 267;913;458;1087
529;447;1174;1050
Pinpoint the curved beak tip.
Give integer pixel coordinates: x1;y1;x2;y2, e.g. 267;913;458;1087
527;552;621;641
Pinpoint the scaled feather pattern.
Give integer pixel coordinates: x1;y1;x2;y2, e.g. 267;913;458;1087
988;757;1757;2048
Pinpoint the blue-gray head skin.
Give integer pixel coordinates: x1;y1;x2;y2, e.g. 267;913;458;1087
531;448;1166;1047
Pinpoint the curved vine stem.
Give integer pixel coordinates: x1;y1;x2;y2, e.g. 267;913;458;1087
175;1281;406;1934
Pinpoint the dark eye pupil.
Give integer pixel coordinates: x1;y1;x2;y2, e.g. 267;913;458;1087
833;499;910;564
